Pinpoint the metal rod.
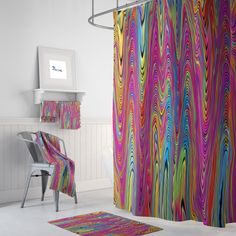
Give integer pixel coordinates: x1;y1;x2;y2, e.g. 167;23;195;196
92;0;94;23
88;0;152;30
117;0;119;8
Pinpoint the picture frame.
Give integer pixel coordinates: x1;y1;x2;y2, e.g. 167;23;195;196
38;46;77;90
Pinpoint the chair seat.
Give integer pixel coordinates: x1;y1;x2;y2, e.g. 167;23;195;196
31;163;54;169
31;163;52;168
31;163;54;175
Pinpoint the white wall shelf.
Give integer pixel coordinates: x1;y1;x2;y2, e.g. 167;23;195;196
34;88;86;104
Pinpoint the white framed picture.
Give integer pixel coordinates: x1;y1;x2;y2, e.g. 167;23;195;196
38;46;77;90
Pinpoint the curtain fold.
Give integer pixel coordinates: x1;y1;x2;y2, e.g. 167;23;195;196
113;0;236;227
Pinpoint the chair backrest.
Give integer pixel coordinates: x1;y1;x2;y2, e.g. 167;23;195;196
17;132;46;163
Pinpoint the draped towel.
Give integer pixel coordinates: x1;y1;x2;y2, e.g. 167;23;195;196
59;101;80;129
40;101;57;123
36;132;76;197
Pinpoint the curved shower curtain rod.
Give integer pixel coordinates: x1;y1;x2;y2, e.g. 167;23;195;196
88;0;152;30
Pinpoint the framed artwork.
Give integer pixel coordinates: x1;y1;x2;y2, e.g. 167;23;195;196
38;46;77;90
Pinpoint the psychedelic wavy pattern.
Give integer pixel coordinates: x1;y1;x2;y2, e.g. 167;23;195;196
36;132;76;197
49;211;162;235
113;0;236;227
59;102;81;129
40;101;57;122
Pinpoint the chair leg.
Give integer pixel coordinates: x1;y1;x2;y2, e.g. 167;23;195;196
21;168;33;208
41;171;48;201
74;191;78;204
53;191;59;212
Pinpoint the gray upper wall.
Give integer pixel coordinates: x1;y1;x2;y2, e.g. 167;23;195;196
0;0;114;119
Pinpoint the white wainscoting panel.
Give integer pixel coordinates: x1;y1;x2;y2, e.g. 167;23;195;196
0;118;113;204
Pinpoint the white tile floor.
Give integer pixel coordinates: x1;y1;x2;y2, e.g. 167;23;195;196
0;188;235;236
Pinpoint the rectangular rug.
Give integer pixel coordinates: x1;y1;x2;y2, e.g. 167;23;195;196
49;211;162;235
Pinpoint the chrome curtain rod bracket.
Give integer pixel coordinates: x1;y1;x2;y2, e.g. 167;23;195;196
88;0;152;30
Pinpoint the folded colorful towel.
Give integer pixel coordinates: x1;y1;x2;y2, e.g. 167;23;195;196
59;101;80;129
35;132;76;197
40;101;57;123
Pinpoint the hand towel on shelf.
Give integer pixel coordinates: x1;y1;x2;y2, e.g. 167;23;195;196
59;101;80;129
40;101;58;123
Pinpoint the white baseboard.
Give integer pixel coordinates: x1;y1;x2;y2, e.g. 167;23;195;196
0;178;112;204
77;178;112;192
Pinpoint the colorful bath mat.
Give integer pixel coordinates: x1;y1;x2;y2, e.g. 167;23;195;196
49;211;162;235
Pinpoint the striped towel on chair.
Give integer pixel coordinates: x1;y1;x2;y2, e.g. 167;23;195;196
35;131;76;197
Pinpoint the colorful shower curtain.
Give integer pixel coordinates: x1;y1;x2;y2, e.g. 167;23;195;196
113;0;236;227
